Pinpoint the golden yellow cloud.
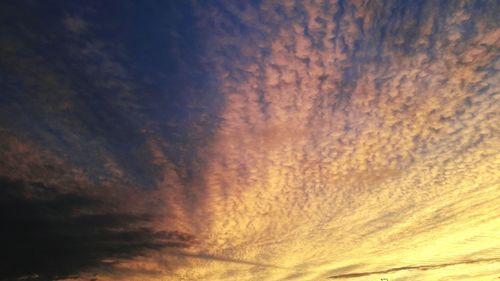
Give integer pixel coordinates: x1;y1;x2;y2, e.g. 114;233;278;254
159;1;499;280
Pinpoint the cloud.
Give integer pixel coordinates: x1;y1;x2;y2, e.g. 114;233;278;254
63;15;88;33
328;258;500;279
0;0;499;280
182;0;500;280
0;176;196;281
165;252;287;269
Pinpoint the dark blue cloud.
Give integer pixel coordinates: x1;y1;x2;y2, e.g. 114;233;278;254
0;176;196;281
0;0;222;187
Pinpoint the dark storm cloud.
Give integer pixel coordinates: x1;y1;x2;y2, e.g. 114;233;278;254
0;176;195;281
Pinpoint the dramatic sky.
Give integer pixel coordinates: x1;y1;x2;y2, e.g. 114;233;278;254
0;0;499;280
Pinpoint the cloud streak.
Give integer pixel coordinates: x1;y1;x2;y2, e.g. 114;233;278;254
165;252;287;269
328;258;500;279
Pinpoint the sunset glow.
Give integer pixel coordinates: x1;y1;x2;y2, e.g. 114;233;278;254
0;1;499;280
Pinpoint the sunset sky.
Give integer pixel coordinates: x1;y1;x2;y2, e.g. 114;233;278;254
0;0;499;280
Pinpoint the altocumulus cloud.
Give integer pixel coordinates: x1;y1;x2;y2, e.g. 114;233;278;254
0;0;499;280
180;0;500;280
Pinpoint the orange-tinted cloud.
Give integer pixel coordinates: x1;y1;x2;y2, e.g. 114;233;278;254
1;0;499;280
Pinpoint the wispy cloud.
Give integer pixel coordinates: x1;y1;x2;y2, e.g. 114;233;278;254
328;258;500;279
165;252;287;269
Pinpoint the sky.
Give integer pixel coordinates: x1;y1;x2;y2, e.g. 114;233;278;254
0;0;499;280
